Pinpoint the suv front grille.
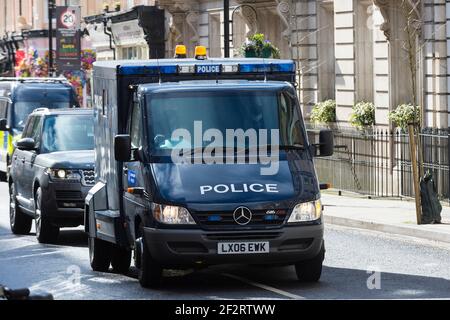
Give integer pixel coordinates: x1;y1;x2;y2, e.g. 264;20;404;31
193;209;288;229
81;170;95;186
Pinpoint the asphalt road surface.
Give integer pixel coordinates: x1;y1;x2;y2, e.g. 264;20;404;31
1;181;450;300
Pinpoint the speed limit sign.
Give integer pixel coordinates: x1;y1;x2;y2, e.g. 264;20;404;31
60;9;77;29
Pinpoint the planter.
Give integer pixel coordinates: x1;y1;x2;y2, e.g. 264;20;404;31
245;49;257;58
261;47;272;58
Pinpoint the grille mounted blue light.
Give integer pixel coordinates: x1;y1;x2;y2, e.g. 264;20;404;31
207;215;222;222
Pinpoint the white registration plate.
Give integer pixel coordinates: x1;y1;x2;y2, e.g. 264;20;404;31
217;242;270;255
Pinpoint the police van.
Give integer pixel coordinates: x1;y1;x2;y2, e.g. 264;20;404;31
85;48;334;288
0;78;79;181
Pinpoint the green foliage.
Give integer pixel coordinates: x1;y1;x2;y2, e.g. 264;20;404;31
350;101;375;129
388;104;421;129
311;100;336;124
240;33;280;59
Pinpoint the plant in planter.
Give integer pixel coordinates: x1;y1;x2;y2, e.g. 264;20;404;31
310;100;336;127
350;101;375;131
240;33;280;59
388;103;421;130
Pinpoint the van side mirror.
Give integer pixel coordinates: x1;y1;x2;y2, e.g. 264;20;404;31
16;138;36;151
0;118;8;131
310;129;334;157
115;135;131;162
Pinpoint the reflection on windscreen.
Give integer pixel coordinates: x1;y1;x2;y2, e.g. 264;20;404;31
147;90;305;153
13;101;71;130
41;115;94;153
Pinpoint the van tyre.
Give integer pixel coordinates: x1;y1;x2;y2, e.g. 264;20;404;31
294;243;325;283
137;236;163;288
9;182;32;235
111;245;131;274
89;237;112;272
35;187;59;243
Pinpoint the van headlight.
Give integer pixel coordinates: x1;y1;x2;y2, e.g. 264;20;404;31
288;200;322;223
45;168;81;181
153;204;196;225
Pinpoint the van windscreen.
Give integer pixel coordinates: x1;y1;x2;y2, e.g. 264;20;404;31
146;89;306;155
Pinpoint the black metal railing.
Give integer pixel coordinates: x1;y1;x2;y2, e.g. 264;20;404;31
310;128;450;201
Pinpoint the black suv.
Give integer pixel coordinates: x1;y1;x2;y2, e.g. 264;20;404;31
9;108;94;243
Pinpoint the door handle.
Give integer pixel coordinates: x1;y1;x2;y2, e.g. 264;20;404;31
21;158;25;164
123;167;128;175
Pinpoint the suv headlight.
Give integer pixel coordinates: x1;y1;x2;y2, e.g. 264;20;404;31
288;200;322;223
45;168;81;181
153;204;196;225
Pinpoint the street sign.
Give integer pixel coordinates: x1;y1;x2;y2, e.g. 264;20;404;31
55;6;81;71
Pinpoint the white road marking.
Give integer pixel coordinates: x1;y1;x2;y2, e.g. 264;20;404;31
221;273;304;300
0;250;59;261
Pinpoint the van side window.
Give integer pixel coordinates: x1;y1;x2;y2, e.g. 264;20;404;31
130;100;142;149
279;92;305;146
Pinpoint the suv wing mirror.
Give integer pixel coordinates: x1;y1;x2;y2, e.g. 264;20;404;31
0;118;8;131
311;129;334;157
115;135;131;162
16;138;36;151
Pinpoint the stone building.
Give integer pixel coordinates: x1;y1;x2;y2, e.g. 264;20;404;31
160;0;449;130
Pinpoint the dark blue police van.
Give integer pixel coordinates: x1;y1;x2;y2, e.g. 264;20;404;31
85;57;334;288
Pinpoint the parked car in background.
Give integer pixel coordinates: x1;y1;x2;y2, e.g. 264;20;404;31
0;78;79;181
9;108;94;243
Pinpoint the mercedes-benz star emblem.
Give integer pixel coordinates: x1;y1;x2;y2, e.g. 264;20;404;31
233;207;252;225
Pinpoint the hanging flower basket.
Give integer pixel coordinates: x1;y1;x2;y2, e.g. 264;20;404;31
244;47;257;58
240;33;280;59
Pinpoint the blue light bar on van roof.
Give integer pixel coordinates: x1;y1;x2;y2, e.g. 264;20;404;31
119;65;178;75
118;61;295;76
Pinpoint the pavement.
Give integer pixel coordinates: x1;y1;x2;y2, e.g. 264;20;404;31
322;190;450;244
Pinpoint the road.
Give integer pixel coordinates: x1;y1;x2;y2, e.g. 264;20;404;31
1;181;450;300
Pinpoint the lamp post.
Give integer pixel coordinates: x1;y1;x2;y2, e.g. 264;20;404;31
224;0;230;58
48;0;55;76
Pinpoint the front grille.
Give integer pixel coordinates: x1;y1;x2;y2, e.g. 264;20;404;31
193;209;288;228
55;190;82;200
81;170;95;186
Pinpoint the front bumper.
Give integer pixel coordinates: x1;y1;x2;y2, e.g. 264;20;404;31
143;224;324;268
41;181;92;227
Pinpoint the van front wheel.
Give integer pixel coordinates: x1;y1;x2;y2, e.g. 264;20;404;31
294;243;325;283
137;237;163;288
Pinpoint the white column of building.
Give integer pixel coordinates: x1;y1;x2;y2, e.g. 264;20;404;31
292;0;319;120
424;0;448;129
334;0;356;126
372;4;390;127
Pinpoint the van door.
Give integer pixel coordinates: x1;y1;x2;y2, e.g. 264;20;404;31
122;97;146;237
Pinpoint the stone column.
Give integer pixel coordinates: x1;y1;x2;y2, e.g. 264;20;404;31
292;0;319;120
334;0;356;127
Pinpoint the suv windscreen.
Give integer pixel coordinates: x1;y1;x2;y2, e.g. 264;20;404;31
13;101;71;130
41;114;94;153
146;89;306;155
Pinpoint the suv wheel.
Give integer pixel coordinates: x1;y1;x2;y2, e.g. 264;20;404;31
89;237;112;272
9;182;32;235
294;243;325;283
138;236;163;288
111;245;132;274
35;187;59;243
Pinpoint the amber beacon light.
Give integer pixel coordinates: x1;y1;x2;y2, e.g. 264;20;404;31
174;45;187;59
195;46;207;60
